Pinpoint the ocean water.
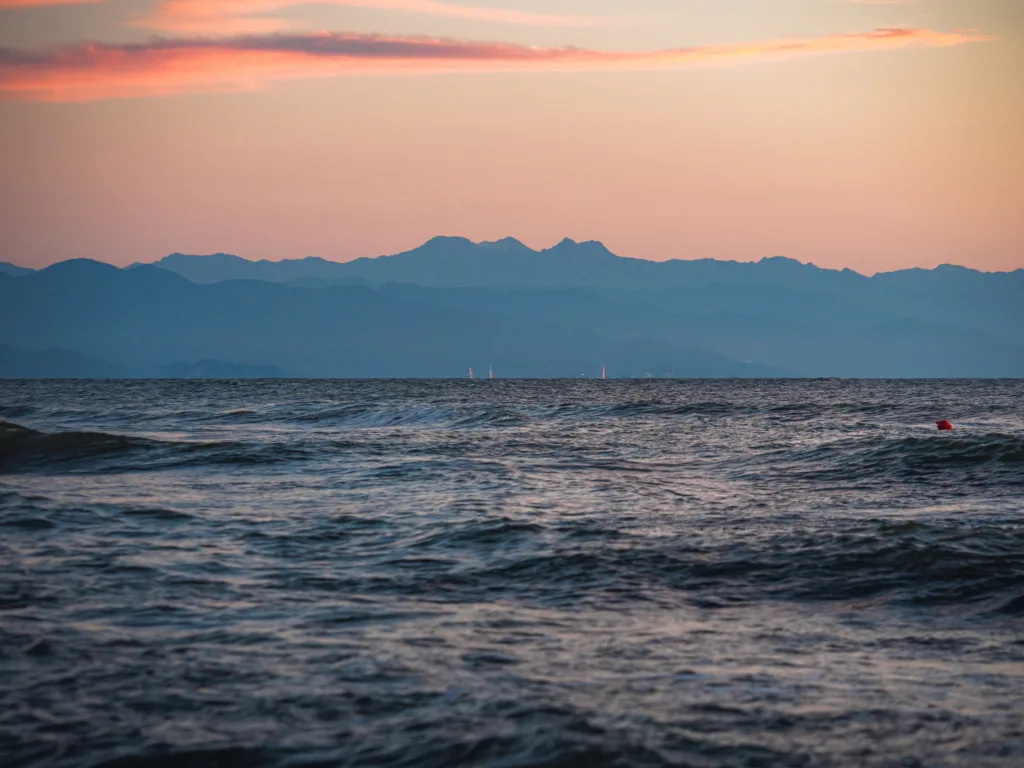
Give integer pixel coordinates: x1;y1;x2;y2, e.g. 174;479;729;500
1;379;1022;768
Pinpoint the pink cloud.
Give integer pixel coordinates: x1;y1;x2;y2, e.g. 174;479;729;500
136;0;610;34
0;27;995;103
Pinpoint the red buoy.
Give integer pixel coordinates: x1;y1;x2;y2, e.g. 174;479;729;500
937;420;954;431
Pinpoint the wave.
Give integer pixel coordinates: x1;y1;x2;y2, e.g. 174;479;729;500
14;394;1015;437
282;403;529;429
0;404;36;419
87;400;810;431
443;519;1024;610
279;400;751;427
0;420;153;468
783;432;1024;483
0;421;311;472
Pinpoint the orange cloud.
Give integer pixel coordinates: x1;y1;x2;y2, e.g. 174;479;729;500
0;27;995;103
0;0;101;7
136;0;608;34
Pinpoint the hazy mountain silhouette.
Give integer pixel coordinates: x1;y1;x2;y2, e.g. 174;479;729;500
0;343;296;379
335;236;871;293
0;261;777;378
139;253;359;286
8;238;1022;378
0;344;127;378
149;238;1023;346
151;237;868;293
373;283;1024;378
0;262;34;277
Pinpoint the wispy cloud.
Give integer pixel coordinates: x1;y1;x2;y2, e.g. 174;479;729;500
0;0;101;8
135;0;610;34
0;27;994;103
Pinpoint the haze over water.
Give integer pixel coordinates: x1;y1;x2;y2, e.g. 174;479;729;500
2;379;1022;767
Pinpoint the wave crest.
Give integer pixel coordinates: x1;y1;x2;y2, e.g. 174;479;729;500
0;420;152;469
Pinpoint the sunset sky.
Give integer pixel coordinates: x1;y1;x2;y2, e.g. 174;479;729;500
0;0;1021;273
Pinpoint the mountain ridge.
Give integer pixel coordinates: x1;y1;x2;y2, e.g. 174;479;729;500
1;259;779;379
138;238;1023;286
5;240;1021;378
0;344;295;379
0;262;35;277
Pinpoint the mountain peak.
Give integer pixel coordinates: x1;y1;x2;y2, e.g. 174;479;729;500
757;255;807;267
39;258;119;276
545;238;617;260
421;236;473;248
482;236;529;250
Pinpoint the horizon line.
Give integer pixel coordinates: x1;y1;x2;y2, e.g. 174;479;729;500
4;235;1022;277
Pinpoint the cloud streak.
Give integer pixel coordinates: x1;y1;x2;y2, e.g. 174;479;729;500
0;0;101;8
136;0;609;34
0;27;994;102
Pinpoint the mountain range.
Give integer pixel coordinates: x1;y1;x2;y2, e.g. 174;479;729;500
1;237;1021;378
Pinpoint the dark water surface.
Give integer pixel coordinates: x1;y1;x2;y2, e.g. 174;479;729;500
1;379;1022;767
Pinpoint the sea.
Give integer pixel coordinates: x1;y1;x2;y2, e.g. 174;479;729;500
1;379;1022;768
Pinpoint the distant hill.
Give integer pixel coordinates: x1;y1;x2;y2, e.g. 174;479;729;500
0;344;296;379
0;262;34;277
0;344;128;378
136;253;356;286
0;260;777;378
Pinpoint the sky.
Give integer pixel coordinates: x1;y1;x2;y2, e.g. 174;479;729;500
0;0;1021;274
